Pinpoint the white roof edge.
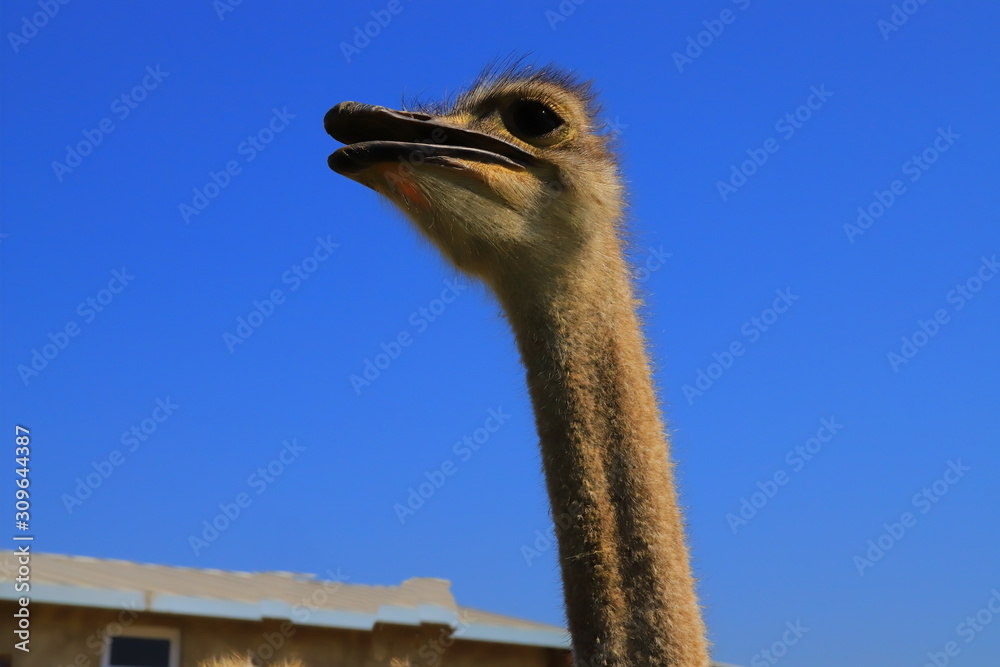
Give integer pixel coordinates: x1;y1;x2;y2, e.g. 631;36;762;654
1;582;572;650
375;603;421;626
260;598;377;630
0;583;381;630
417;602;460;627
151;593;261;620
374;603;461;628
1;582;146;611
459;623;571;649
296;607;378;630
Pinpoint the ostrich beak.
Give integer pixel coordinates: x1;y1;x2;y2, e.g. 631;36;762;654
324;102;537;176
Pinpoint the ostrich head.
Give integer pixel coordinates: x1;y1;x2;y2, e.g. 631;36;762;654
324;65;623;292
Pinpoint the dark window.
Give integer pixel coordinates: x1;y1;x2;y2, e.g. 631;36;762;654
108;637;171;667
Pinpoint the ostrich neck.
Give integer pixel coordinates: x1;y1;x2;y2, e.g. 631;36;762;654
496;245;709;667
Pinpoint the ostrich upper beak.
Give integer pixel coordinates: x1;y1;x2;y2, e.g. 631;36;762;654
324;102;537;176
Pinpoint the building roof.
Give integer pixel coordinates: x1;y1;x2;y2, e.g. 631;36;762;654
0;551;742;665
0;550;569;649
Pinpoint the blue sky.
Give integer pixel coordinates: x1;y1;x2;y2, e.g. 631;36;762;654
2;1;998;665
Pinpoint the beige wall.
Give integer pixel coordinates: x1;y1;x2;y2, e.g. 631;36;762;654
0;601;564;667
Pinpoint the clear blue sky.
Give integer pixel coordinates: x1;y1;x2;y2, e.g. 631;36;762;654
2;2;998;665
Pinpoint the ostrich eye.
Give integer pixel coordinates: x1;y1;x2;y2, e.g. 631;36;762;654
505;100;565;140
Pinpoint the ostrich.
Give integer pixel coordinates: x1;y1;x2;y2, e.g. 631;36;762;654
325;64;710;666
199;658;304;667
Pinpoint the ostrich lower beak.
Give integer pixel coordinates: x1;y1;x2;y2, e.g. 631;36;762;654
324;102;537;176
